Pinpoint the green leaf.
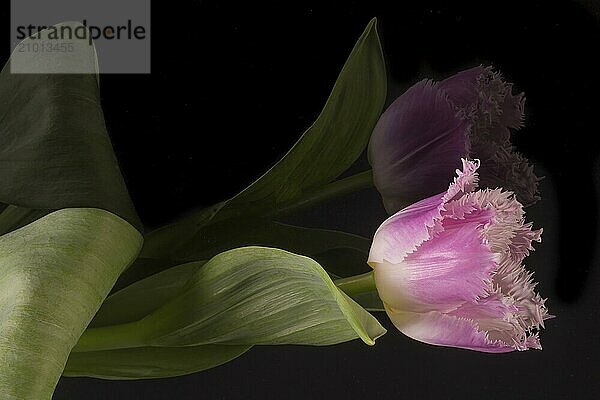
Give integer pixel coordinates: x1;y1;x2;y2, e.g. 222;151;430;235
141;18;386;259
0;22;141;230
92;223;373;327
63;345;251;380
0;208;142;399
76;247;385;352
91;223;374;328
219;19;385;216
144;247;386;346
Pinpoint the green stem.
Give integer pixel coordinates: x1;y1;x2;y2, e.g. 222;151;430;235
274;169;374;216
73;320;147;352
335;271;376;296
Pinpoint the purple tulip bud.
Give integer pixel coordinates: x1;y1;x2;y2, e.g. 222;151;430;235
368;66;540;214
369;159;551;353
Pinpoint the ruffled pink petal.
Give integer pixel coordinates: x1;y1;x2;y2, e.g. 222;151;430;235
448;293;542;351
368;159;481;266
446;188;542;262
493;256;551;329
442;158;480;202
374;210;496;313
446;186;548;319
368;194;444;266
385;308;514;353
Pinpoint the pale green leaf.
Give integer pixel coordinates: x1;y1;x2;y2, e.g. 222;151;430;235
76;247;385;354
91;223;376;328
0;208;142;399
92;225;375;327
138;247;381;346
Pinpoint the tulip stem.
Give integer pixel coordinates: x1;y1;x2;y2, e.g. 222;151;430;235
335;271;376;296
274;169;374;216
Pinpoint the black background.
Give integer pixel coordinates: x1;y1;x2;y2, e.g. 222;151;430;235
2;0;599;399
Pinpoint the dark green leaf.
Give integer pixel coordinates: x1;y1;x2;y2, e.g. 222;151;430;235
141;18;386;259
0;22;141;230
0;205;50;236
64;345;251;380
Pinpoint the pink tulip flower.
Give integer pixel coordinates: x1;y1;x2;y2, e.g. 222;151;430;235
369;159;550;352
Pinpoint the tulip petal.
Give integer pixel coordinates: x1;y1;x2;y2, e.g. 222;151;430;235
438;66;486;111
439;66;539;206
386;308;513;353
458;188;542;261
448;293;544;351
368;159;479;268
475;144;541;207
369;159;481;267
374;214;496;313
368;80;470;213
439;65;525;131
368;194;444;266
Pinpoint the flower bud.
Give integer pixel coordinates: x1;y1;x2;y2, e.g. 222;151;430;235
369;159;550;352
368;66;540;214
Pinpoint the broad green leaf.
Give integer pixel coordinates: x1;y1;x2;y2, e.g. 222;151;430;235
63;345;251;380
92;224;373;327
76;247;385;352
0;208;142;399
0;22;141;230
143;247;385;346
141;18;386;259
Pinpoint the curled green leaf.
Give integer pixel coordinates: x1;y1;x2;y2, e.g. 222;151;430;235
0;208;142;399
76;247;386;353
